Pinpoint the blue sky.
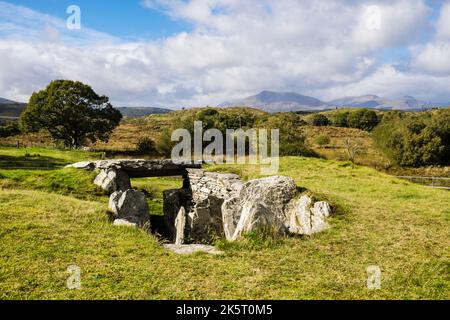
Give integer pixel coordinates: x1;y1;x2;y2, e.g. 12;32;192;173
5;0;191;39
1;0;450;106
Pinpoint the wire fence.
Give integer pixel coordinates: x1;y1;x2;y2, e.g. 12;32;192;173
394;176;450;190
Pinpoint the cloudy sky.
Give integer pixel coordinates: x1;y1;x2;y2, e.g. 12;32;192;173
0;0;449;108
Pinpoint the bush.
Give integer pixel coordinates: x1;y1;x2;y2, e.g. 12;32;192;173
135;137;157;154
347;109;379;131
315;134;331;147
0;121;21;138
373;109;450;166
309;114;330;126
333;111;349;127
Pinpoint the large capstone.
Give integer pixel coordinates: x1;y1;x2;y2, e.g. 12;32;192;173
67;159;201;178
108;189;150;228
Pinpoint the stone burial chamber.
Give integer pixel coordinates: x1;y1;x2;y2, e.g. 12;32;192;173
67;159;333;247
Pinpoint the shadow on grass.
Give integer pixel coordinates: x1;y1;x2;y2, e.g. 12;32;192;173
0;154;68;170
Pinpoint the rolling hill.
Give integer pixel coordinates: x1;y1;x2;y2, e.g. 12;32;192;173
221;91;447;112
0;98;27;124
328;95;446;110
220;90;330;112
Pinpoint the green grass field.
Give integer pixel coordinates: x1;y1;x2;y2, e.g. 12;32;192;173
0;147;449;299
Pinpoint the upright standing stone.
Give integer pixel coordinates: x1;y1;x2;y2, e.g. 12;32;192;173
174;207;186;245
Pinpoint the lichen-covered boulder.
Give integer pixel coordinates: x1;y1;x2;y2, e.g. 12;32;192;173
108;189;150;228
287;195;332;235
94;169;131;193
222;176;297;241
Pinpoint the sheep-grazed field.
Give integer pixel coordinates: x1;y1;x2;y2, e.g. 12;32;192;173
0;147;448;299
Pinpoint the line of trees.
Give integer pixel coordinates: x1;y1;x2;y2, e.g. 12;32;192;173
372;109;450;167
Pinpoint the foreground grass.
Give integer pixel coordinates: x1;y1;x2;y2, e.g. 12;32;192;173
0;149;449;299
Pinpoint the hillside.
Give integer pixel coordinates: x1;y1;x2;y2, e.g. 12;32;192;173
0;101;27;124
0;147;448;299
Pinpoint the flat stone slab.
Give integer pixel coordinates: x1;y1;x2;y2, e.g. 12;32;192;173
66;159;201;177
163;244;224;255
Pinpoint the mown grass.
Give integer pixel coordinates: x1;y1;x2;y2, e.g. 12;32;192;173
0;148;449;299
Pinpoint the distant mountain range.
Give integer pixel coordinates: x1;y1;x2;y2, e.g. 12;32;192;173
117;107;172;117
220;91;329;112
0;98;27;124
220;91;449;112
0;97;172;123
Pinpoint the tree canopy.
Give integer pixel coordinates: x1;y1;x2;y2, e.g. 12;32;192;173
19;80;122;148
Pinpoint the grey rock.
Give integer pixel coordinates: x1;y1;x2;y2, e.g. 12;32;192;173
287;195;332;235
163;244;224;255
223;176;297;241
65;161;96;170
174;207;186;245
67;159;200;178
94;169;131;193
113;219;138;228
108;189;150;227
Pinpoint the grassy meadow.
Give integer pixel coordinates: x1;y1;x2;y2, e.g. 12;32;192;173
0;147;448;299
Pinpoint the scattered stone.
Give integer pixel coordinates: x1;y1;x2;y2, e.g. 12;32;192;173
163;244;224;255
94;169;131;193
113;219;138;228
108;189;150;227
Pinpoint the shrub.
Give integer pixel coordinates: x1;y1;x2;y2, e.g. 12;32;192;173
347;109;379;131
315;134;331;147
0;121;21;138
136;137;157;154
309;114;330;126
333;111;349;127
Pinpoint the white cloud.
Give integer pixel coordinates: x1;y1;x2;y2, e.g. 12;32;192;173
0;0;449;106
412;3;450;76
